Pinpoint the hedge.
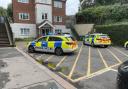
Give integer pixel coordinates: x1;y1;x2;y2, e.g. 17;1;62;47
95;23;128;46
76;5;128;24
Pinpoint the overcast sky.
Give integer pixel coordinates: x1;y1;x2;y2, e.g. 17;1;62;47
0;0;80;15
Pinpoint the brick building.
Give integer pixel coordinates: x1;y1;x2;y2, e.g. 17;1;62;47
11;0;70;38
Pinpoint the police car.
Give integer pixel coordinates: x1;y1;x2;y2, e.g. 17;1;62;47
124;41;128;49
83;33;111;48
27;35;78;56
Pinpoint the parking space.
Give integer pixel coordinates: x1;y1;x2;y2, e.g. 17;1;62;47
26;42;128;89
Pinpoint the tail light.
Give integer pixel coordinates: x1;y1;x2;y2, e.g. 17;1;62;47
96;38;102;40
66;42;74;45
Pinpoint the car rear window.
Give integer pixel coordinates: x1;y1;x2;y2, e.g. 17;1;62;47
99;35;109;38
66;37;76;41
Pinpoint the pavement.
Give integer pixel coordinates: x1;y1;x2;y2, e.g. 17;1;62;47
0;47;76;89
17;41;128;89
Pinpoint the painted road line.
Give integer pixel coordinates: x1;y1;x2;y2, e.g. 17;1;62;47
97;48;108;68
87;47;91;76
107;49;122;63
110;69;118;72
56;56;67;68
68;44;83;78
73;68;111;82
45;55;54;62
114;47;128;57
72;63;121;82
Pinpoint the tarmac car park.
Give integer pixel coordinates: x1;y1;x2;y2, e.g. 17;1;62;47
83;33;111;48
23;34;128;89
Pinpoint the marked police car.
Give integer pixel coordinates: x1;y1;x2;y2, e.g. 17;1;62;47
83;33;111;48
27;35;78;56
124;41;128;49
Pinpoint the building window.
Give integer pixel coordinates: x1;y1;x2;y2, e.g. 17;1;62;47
55;29;62;34
41;0;47;3
19;13;29;20
54;16;62;22
18;0;29;3
42;13;48;20
20;28;30;35
54;1;62;8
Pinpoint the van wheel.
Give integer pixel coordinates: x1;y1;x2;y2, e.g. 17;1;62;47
103;45;108;48
55;48;63;56
126;44;128;50
28;46;35;53
91;42;95;47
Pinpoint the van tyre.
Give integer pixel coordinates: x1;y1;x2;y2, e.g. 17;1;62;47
28;46;35;53
126;44;128;50
91;42;95;47
55;48;63;56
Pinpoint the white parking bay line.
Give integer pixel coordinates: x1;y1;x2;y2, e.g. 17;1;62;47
107;49;122;63
68;44;83;79
97;48;108;68
114;47;128;57
87;47;91;76
45;55;54;62
56;56;67;68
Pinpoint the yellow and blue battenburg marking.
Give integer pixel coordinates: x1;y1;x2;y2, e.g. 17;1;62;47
30;41;64;49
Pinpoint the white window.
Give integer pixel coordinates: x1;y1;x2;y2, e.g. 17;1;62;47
20;28;30;35
54;1;62;8
18;0;29;3
41;0;47;3
54;16;62;22
42;13;48;20
55;29;62;34
19;13;29;20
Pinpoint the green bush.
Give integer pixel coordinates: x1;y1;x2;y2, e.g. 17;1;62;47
76;5;128;24
95;23;128;46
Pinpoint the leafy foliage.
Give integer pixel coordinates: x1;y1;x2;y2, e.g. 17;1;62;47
0;7;7;16
95;23;128;46
76;5;128;24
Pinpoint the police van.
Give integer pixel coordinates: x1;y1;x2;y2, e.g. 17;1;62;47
27;35;78;56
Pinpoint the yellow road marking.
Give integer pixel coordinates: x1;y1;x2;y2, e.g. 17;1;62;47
72;63;121;82
110;69;118;72
68;44;83;78
114;47;128;57
97;48;108;68
107;49;122;63
56;56;67;68
45;55;54;62
87;47;91;76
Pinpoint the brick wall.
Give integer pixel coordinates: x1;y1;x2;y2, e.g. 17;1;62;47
52;1;66;25
12;0;35;24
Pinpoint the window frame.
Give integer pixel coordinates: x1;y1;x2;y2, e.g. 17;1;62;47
20;28;30;36
18;0;29;3
19;13;30;20
54;1;62;8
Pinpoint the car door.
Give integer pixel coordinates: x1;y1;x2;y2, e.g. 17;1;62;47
47;36;56;52
35;37;47;52
84;35;90;44
89;35;95;44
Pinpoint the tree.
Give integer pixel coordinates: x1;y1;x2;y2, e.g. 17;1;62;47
7;3;13;20
0;7;7;16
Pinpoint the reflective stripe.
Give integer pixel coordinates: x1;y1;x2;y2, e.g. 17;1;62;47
54;41;62;48
48;41;55;48
35;42;41;47
42;41;47;48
